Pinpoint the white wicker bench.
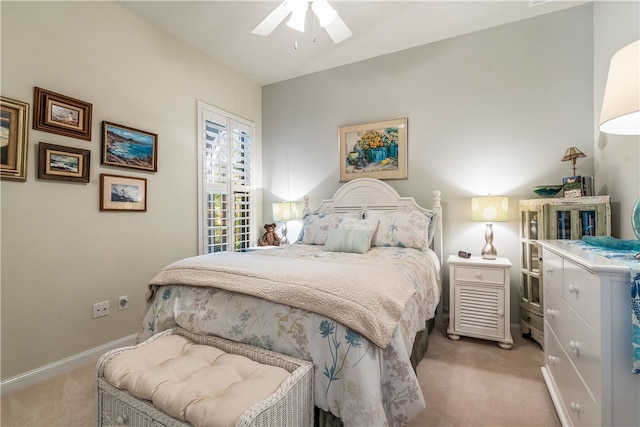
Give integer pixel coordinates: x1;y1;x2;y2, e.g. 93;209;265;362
97;327;314;427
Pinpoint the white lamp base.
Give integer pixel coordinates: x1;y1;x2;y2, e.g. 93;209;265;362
481;223;497;260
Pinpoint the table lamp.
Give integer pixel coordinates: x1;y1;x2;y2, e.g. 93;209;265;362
471;196;509;259
272;201;301;244
561;147;586;176
598;39;639;135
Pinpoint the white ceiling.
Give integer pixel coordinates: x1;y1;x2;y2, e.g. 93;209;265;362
118;0;590;86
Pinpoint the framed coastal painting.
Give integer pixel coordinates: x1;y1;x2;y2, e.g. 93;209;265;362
38;142;90;183
33;87;92;141
1;96;29;181
338;117;407;181
102;121;157;172
100;173;147;212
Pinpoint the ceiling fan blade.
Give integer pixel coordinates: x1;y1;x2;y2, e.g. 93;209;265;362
324;15;352;44
251;1;291;36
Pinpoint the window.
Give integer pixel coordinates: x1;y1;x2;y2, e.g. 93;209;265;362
197;102;254;254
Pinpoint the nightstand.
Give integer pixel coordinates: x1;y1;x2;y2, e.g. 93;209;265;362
447;255;513;349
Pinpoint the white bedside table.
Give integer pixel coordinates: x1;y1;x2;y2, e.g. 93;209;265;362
447;255;513;349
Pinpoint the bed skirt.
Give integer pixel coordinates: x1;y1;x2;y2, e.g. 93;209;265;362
315;317;435;427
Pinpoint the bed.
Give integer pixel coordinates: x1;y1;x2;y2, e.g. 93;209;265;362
137;178;443;427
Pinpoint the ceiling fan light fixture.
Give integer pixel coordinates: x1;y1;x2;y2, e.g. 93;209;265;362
312;0;338;27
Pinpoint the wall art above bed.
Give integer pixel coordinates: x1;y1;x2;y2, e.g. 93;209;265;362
338;117;407;181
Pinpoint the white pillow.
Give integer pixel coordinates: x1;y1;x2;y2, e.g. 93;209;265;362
336;217;379;233
323;229;374;254
366;210;432;249
296;212;360;245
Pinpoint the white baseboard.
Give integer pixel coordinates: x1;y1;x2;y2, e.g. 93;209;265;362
1;333;137;395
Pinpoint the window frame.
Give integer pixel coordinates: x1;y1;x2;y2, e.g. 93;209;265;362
197;101;255;254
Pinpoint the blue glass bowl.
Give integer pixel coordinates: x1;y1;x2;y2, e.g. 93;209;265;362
533;185;563;198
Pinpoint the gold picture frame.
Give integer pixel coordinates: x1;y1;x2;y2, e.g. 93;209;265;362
38;142;90;183
338;117;407;181
33;87;92;141
1;96;30;181
100;173;147;212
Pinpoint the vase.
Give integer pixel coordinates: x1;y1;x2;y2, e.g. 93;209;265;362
369;147;387;163
389;141;398;158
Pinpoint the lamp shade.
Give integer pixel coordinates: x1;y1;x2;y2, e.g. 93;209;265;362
599;40;640;135
272;202;301;222
471;196;509;222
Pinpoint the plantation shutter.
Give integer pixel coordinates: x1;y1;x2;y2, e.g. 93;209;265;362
198;103;253;254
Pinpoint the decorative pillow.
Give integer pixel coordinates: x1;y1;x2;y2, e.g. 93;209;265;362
336;217;380;234
367;210;433;249
323;229;374;254
296;212;359;245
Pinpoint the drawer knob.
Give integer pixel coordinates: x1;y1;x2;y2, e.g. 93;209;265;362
475;272;482;279
546;308;558;318
547;355;559;364
568;283;579;294
116;414;128;425
570;402;582;413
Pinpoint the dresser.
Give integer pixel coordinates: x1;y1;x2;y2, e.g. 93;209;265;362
519;196;611;348
539;240;640;427
447;255;513;349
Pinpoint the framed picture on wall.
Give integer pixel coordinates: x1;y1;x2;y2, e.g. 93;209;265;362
338;117;408;182
102;121;157;172
33;87;92;141
38;142;90;183
100;173;147;212
1;96;29;181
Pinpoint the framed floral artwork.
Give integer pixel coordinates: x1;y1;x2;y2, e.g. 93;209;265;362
33;87;92;141
38;142;90;183
102;121;157;172
1;96;29;181
100;173;147;212
338;117;407;181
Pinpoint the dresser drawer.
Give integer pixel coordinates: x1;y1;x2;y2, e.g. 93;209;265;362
563;259;600;330
454;266;505;285
544;326;600;427
545;286;601;398
542;248;563;297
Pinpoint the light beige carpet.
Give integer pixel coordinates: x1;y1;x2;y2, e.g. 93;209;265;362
1;319;560;426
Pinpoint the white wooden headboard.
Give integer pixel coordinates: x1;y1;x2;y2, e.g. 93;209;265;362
303;178;443;267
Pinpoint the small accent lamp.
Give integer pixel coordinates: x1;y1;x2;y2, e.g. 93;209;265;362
471;196;509;260
561;147;586;176
599;40;640;135
272;202;301;244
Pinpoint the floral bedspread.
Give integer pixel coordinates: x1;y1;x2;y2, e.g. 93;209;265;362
137;246;441;426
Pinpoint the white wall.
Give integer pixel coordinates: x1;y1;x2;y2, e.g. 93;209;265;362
262;5;596;321
593;1;640;238
0;1;261;380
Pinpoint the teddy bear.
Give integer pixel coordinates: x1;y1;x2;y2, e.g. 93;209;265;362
258;223;281;246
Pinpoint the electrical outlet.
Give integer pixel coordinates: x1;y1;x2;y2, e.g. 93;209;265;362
93;301;109;318
118;295;129;311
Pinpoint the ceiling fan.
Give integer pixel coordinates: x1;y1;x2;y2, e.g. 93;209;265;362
251;0;352;44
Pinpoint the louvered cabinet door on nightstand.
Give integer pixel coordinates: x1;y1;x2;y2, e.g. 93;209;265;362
447;255;513;349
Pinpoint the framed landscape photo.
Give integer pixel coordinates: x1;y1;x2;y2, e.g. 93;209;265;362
1;96;29;181
100;174;147;212
33;87;92;141
338;117;407;182
102;121;157;172
38;142;90;183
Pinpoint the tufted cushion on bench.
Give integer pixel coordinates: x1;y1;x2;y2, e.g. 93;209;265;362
103;334;290;427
